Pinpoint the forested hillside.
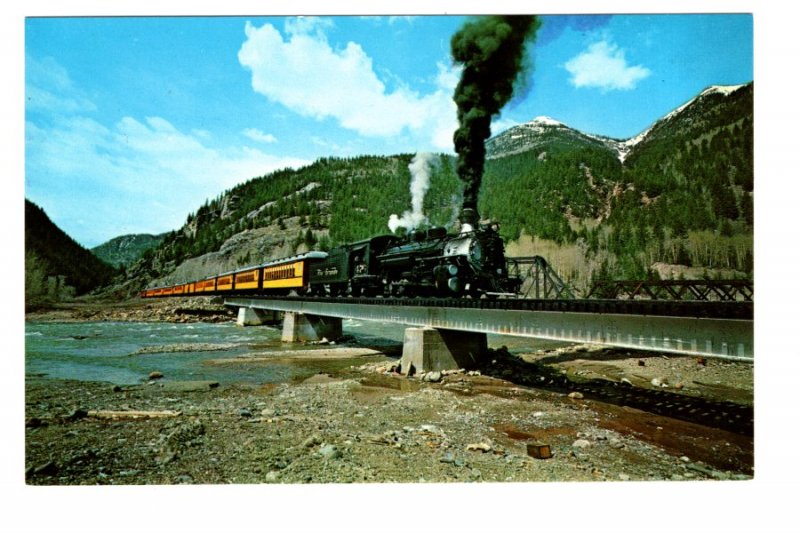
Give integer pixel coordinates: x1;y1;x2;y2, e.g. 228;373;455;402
122;82;752;294
91;233;167;268
25;200;118;309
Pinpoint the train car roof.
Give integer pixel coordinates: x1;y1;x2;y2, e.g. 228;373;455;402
216;251;329;277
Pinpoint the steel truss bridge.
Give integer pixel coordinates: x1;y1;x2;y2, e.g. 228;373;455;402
585;279;754;302
225;296;753;361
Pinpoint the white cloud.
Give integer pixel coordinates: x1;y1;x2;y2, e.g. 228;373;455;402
26;108;308;246
490;116;520;137
243;127;278;144
26;55;96;114
237;20;457;150
565;41;651;91
24;51;316;246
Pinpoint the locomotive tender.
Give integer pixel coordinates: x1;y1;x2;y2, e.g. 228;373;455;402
142;211;521;299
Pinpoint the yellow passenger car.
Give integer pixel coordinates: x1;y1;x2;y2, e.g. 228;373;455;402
215;274;234;291
262;260;305;290
196;278;216;292
234;268;260;291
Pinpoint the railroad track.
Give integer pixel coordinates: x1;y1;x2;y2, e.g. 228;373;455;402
482;356;753;436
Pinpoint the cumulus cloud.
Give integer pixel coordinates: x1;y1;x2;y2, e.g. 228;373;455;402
243;128;278;144
25;56;309;245
565;41;651;91
27;113;309;244
237;19;457;150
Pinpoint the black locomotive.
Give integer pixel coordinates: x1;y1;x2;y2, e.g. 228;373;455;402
307;210;521;298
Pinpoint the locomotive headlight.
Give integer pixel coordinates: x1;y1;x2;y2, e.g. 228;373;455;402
447;264;459;276
470;242;483;263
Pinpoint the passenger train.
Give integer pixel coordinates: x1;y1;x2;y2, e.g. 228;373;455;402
141;212;521;299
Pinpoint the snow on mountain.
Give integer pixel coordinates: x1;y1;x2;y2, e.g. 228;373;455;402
488;83;749;164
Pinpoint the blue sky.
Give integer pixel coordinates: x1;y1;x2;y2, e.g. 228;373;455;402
24;13;753;247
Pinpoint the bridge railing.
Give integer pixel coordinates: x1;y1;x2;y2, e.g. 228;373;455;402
584;279;753;302
506;256;576;299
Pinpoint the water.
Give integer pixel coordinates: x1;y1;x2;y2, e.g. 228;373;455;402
25;319;570;386
25;321;303;385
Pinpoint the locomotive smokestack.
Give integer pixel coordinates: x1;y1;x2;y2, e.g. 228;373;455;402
459;207;479;233
451;15;540;219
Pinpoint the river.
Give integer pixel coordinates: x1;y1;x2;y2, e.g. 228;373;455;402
25;318;568;386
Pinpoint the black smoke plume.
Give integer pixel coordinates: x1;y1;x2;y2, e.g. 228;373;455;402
451;15;540;217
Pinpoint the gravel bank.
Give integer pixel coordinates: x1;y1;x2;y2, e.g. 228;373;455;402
26;347;753;486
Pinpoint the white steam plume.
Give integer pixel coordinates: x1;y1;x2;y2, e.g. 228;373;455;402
388;152;439;233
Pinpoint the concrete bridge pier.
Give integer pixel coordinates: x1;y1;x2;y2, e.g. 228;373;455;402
399;327;487;375
281;312;342;342
236;307;281;327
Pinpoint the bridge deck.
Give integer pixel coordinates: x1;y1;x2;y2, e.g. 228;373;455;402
225;297;754;361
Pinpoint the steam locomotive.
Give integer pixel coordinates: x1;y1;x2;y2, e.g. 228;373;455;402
141;209;521;299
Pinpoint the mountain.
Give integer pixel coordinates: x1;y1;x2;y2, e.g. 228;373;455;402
91;233;167;268
117;82;752;295
486;116;623;161
25;199;118;309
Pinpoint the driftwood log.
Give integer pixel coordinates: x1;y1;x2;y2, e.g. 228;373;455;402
87;410;182;420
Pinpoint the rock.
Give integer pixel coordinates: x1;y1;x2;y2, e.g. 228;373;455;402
261;407;278;418
164;420;205;447
637;360;646;366
567;392;584;399
440;452;456;464
265;471;280;483
651;377;664;387
423;371;442;383
111;385;122;393
161;381;220;392
680;456;690;462
65;408;88;421
618;473;630;481
609;439;625;449
466;442;492;453
674;382;684;390
149;371;164;380
174;474;194;484
303;434;322;448
572;439;592;449
238;408;253;418
319;444;342;460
